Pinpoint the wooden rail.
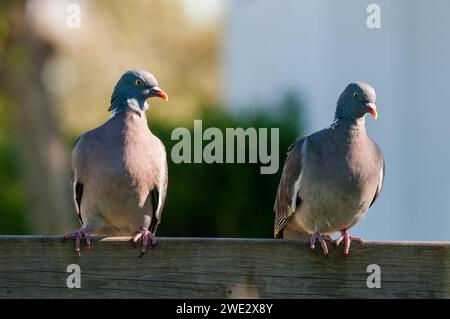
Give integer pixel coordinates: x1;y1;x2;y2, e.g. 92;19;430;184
0;236;449;298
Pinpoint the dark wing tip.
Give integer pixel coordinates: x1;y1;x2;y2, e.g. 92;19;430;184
369;150;385;208
74;182;84;225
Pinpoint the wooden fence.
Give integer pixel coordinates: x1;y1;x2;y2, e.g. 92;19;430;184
1;236;449;298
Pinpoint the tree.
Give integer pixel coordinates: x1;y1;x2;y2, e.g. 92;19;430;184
0;0;76;234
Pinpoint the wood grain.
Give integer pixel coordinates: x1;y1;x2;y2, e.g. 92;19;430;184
0;236;449;298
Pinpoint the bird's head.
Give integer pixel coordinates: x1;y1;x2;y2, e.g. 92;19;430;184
108;70;168;116
335;82;377;121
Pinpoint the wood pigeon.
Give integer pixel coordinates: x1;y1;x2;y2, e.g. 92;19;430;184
274;82;385;256
64;70;169;257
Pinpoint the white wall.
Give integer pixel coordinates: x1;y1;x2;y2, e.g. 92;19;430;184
222;0;450;240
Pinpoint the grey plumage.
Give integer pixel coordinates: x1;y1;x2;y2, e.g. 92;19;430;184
274;82;384;255
66;70;169;256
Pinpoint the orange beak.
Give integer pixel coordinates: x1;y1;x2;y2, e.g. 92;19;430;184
155;90;169;102
366;103;378;119
152;87;169;102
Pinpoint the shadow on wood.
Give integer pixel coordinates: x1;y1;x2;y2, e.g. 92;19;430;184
0;236;449;298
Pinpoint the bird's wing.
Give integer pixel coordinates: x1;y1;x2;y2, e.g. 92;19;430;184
149;139;168;234
274;137;306;238
71;136;84;225
370;145;385;208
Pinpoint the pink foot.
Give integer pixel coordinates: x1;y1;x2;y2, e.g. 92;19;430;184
334;230;363;256
309;232;333;256
64;228;91;256
132;228;157;257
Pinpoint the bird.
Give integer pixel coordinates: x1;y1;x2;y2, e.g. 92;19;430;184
274;82;384;256
64;70;169;257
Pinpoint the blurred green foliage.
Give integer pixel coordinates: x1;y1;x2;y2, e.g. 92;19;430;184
0;94;27;234
151;95;302;238
0;145;27;234
0;6;25;234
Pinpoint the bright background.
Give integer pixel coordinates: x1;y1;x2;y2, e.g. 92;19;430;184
1;0;449;241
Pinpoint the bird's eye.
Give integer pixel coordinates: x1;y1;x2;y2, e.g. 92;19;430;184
352;92;358;98
135;79;142;86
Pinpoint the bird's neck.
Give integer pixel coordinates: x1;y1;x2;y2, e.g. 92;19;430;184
331;116;367;137
108;95;148;118
110;108;148;130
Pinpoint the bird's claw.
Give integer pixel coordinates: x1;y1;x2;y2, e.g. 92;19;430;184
64;228;91;256
132;229;157;257
309;232;333;256
334;230;363;256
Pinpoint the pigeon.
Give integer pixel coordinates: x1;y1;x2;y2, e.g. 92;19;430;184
274;82;384;256
64;70;169;257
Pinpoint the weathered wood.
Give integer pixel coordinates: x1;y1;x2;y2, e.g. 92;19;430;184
0;236;449;298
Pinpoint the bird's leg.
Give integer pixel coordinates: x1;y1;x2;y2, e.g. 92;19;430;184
334;229;363;255
63;227;92;257
309;232;333;256
132;228;157;257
